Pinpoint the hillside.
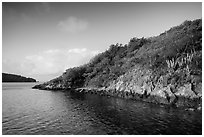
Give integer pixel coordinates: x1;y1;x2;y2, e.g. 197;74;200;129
33;19;202;108
2;73;37;82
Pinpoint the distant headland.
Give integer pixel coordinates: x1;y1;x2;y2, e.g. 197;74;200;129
33;19;202;109
2;73;37;82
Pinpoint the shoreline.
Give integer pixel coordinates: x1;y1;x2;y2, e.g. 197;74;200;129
32;84;202;111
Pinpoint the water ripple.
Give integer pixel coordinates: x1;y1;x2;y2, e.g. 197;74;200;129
2;83;202;135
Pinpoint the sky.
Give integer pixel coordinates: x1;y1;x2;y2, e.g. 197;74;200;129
2;2;202;81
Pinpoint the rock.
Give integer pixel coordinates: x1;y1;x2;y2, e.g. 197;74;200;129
175;84;198;99
174;84;200;108
194;83;202;97
119;85;126;92
185;108;195;111
164;86;176;103
33;82;66;90
45;84;52;89
115;81;123;91
32;83;48;90
197;106;202;111
141;82;152;95
132;85;144;95
150;86;176;104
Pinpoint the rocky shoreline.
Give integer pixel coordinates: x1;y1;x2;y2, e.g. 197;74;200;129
32;19;202;112
32;82;202;111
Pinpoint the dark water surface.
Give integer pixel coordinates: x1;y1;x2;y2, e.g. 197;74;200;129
2;83;202;135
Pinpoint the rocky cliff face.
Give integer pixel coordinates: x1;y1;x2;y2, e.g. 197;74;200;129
105;64;201;109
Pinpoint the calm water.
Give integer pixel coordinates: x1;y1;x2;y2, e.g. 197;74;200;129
2;83;202;135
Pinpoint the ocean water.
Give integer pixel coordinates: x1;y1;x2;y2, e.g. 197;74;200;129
2;83;202;135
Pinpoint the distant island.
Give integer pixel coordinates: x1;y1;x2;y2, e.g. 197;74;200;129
2;73;37;82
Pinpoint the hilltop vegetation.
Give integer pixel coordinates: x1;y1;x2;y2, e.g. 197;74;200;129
2;73;37;82
43;19;201;90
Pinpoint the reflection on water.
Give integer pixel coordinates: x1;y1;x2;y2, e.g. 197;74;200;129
2;83;202;135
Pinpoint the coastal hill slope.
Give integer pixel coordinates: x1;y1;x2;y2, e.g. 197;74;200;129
2;73;37;82
33;19;202;108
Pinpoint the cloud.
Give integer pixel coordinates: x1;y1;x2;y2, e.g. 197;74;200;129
68;48;87;53
2;59;22;74
20;48;99;75
58;16;89;33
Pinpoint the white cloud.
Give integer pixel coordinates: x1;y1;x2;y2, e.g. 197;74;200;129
68;48;87;53
20;48;99;75
58;16;89;33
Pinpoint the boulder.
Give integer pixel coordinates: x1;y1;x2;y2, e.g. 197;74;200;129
141;82;153;95
164;86;176;103
194;83;202;97
150;86;176;104
197;106;202;111
45;84;53;89
132;84;144;95
32;84;45;89
175;84;198;99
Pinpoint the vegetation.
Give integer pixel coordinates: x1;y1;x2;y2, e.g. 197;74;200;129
2;73;37;82
46;19;202;89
